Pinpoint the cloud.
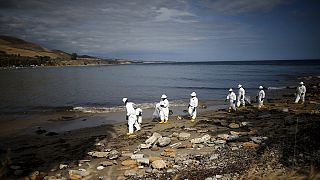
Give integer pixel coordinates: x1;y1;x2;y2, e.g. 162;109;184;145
202;0;292;15
154;7;197;23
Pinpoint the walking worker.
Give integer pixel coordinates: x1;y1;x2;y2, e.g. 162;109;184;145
136;108;143;126
122;98;140;135
188;92;198;122
226;88;237;112
295;82;306;104
159;94;169;124
237;84;246;107
257;86;265;109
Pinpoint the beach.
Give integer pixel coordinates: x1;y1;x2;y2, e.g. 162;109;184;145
1;75;320;179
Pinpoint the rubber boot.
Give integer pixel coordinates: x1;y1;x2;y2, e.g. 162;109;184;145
164;120;168;124
159;120;164;124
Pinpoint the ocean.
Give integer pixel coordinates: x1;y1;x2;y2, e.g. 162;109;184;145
1;60;320;114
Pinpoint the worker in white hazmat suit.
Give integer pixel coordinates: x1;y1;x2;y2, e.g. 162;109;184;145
237;84;246;107
159;94;169;124
226;88;237;112
188;92;198;122
257;86;265;109
295;82;306;104
136;108;143;126
122;98;140;135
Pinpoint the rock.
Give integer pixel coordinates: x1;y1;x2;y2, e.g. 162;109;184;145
227;135;240;141
151;146;160;151
124;169;137;177
200;134;211;143
169;142;182;148
88;151;109;158
139;144;151;149
59;164;68;170
161;151;176;158
174;154;188;163
228;123;240;129
178;132;191;141
100;161;113;167
198;144;204;148
109;150;120;160
282;108;289;112
217;134;229;140
171;132;180;137
190;137;201;144
197;129;208;133
146;168;153;173
241;122;249;127
121;152;133;157
205;177;213;180
214;140;226;144
131;154;144;159
210;154;219;160
157;137;171;147
250;136;263;144
231;147;239;151
97;166;104;170
68;170;90;179
149;156;162;163
137;158;149;165
145;132;162;145
121;160;137;166
167;169;174;173
216;174;223;178
242;142;259;149
151;160;167;170
183;159;193;165
230;131;240;136
184;127;197;131
176;116;182;120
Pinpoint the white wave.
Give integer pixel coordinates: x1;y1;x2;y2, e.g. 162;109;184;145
267;86;287;90
72;100;188;113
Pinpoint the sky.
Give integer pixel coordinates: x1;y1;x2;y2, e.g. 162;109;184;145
0;0;320;61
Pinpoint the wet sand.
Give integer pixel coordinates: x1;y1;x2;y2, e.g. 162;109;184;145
1;76;320;179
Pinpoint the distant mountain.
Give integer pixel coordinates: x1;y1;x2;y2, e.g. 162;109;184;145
0;35;71;59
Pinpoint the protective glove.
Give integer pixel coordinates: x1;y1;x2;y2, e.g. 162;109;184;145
188;104;190;108
225;99;227;102
160;105;164;107
193;107;196;111
301;93;304;96
126;115;128;120
261;98;264;101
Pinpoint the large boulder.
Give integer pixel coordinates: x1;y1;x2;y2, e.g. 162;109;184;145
145;132;162;145
157;137;171;147
178;132;191;141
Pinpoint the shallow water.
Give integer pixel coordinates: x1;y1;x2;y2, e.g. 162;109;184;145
0;60;320;114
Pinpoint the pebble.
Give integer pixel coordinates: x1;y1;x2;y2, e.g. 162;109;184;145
97;166;104;170
131;154;144;159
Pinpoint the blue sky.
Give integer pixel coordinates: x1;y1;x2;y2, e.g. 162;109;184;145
0;0;319;61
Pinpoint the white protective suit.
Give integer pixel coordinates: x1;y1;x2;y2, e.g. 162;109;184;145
125;102;140;134
136;108;143;124
188;95;198;120
295;83;306;104
159;98;169;123
226;90;237;111
237;86;246;107
258;88;266;108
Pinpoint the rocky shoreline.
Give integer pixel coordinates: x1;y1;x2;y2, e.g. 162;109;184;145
1;76;320;180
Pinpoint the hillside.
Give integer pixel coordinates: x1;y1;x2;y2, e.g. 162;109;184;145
0;35;133;67
0;35;71;59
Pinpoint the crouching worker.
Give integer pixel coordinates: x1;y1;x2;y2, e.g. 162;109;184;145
188;92;198;122
136;108;143;128
257;86;265;109
122;98;140;135
226;88;237;112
